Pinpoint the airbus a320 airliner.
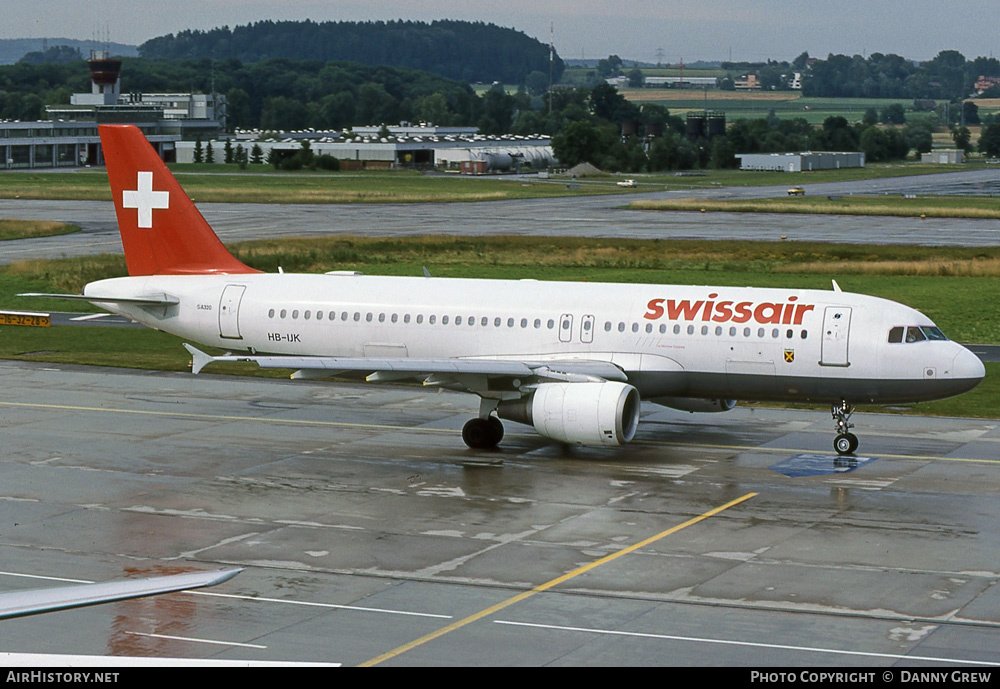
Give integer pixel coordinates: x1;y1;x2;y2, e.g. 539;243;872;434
27;125;985;455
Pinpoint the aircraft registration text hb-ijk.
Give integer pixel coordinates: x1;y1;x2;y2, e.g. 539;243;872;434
25;125;986;455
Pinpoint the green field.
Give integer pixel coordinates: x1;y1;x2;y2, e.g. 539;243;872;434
0;168;641;204
631;194;1000;219
0;219;78;241
627;163;984;189
623;91;920;123
619;87;1000;124
0;161;980;205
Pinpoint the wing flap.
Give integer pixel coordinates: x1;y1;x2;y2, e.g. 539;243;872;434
183;344;627;382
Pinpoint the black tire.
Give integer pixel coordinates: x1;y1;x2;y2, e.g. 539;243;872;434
845;432;859;454
834;433;857;455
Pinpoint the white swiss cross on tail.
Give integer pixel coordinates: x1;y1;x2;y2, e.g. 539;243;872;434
122;171;169;229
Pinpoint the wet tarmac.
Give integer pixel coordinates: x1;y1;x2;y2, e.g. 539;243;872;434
1;360;999;666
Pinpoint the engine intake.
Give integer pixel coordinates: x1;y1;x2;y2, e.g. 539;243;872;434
497;381;640;446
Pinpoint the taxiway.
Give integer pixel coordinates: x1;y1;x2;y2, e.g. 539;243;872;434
1;361;998;666
4;169;1000;267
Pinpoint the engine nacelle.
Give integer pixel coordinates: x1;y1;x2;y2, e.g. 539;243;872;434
497;381;640;446
653;397;737;413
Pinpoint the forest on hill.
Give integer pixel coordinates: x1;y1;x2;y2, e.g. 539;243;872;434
137;19;563;85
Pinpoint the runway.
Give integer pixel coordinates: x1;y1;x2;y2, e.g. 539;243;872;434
1;360;999;666
4;168;1000;268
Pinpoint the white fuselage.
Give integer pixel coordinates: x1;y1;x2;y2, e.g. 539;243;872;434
85;272;985;406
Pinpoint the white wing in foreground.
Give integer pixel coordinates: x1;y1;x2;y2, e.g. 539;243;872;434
0;569;241;620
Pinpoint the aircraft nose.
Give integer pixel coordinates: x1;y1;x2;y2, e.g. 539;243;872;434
950;345;986;387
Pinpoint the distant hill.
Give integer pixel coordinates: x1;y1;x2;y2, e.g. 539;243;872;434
138;19;563;85
0;38;137;65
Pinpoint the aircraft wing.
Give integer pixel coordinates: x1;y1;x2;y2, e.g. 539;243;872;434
184;344;628;383
0;569;241;620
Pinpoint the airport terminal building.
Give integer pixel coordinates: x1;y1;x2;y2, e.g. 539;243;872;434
3;52;225;169
4;51;553;173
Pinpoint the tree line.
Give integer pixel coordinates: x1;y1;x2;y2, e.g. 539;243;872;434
5;44;1000;170
138;20;564;86
546;84;1000;172
0;57;483;130
801;50;1000;101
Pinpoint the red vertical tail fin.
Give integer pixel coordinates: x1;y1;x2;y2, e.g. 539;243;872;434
99;124;259;276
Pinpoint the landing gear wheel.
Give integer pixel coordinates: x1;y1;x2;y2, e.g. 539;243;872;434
831;401;858;457
834;432;858;456
462;417;503;449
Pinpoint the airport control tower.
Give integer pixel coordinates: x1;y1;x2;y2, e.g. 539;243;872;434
72;51;122;106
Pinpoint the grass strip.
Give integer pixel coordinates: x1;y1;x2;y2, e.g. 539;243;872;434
0;162;984;202
631;195;1000;219
0;169;634;204
0;220;79;241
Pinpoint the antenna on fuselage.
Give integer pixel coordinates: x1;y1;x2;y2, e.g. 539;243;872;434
831;279;842;292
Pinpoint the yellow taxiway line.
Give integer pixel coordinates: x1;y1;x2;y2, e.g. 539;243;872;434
359;491;758;667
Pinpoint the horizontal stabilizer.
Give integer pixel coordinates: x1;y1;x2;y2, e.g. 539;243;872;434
19;292;179;306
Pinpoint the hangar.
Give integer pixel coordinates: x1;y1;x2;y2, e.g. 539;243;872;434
174;126;555;172
736;151;866;172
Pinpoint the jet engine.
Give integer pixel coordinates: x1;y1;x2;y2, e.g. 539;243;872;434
497;381;640;446
653;397;737;413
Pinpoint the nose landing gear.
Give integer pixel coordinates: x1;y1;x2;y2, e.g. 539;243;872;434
832;401;858;455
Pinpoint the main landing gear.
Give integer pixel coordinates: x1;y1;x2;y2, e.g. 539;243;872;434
832;400;859;455
462;416;504;449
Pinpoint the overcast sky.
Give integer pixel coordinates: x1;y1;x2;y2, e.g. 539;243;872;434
3;0;997;64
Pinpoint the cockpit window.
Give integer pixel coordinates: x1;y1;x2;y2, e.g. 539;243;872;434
890;325;949;343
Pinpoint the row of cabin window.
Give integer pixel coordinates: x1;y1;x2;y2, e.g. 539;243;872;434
612;321;808;339
268;309;559;329
265;308;808;340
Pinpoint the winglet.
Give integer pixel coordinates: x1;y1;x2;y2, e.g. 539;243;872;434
99;124;260;277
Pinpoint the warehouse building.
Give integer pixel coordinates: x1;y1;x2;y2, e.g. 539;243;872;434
735;151;866;172
921;149;964;164
176;126;555;172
